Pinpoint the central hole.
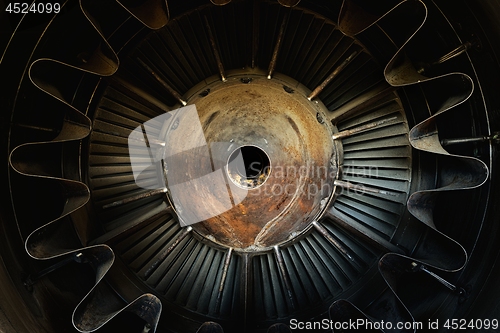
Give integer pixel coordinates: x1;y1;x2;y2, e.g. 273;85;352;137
227;145;271;188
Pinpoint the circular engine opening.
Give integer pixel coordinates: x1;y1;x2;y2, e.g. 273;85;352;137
227;145;271;189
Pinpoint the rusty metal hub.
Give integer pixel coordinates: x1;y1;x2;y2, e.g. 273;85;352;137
181;73;340;250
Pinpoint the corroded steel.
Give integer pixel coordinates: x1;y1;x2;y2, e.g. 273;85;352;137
183;75;338;249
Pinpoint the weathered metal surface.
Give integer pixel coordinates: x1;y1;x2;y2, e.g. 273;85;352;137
215;248;233;313
273;246;296;309
326;209;404;254
142;226;193;279
332;116;398;140
181;75;337;249
103;188;168;209
137;58;187;105
312;221;353;260
308;50;359;101
205;15;227;81
75;271;163;332
334;179;398;197
328;83;396;123
441;133;500;146
413;263;458;292
268;12;289;79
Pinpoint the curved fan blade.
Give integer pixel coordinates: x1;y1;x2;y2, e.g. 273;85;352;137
23;217;163;333
377;252;467;331
405;211;468;270
10;128;90;259
19;179;88;258
329;0;489;331
29;59;89;108
10;142;80;178
196;322;224;333
75;280;162;333
9;69;92;258
371;0;427;49
413;156;486;229
15;2;168;328
36;1;120;76
277;0;300;8
376;255;419;333
408;74;474;153
338;0;385;37
404;72;487;271
211;0;232;6
339;0;426;40
329;300;383;332
331;255;416;333
113;0;169;29
16;62;92;142
23;195;89;259
267;323;292;333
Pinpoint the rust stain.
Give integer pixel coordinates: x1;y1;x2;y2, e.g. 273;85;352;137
184;77;337;249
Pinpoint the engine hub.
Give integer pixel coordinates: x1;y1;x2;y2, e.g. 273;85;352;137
177;74;340;249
